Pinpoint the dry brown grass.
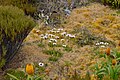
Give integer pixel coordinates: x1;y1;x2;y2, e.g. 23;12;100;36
63;3;120;43
7;3;120;79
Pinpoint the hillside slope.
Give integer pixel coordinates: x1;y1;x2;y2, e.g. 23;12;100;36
7;3;120;80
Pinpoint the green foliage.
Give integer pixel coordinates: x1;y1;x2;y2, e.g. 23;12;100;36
111;49;120;59
93;49;120;80
0;5;36;68
0;58;6;69
94;62;120;80
37;43;45;47
43;50;63;57
0;46;7;68
63;46;72;52
49;56;58;62
5;69;43;80
4;69;26;80
94;62;107;80
0;0;37;16
48;43;62;47
101;0;120;8
7;73;19;80
0;6;35;41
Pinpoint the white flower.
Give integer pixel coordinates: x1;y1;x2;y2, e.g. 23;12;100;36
58;28;63;31
66;34;71;37
51;31;56;33
50;38;54;41
100;42;104;45
96;43;100;46
36;30;40;33
101;45;105;48
51;30;54;33
45;21;48;25
61;39;64;41
41;13;45;17
46;15;49;20
40;34;44;37
104;42;109;45
62;45;67;47
61;32;67;36
39;62;44;67
50;39;57;42
54;39;57;42
52;28;56;31
53;43;57;45
69;35;75;38
56;31;60;33
49;41;52;43
55;36;59;39
53;28;56;30
43;36;48;39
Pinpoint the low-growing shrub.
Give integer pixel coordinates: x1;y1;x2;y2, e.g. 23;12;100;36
0;6;36;69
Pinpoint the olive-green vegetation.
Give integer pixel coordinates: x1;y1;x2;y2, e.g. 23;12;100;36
0;0;37;16
43;50;63;57
101;0;120;8
0;6;36;68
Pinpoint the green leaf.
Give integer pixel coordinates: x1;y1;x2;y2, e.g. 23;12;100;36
107;65;114;79
116;58;120;60
114;64;120;74
35;77;42;80
7;73;19;80
96;68;107;75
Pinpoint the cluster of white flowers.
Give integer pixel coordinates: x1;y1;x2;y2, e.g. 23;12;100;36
40;34;48;39
48;34;55;38
49;28;63;33
58;28;63;31
35;28;76;49
66;34;76;38
96;42;109;46
96;42;109;48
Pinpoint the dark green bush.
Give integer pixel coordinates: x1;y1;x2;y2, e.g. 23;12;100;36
0;6;36;69
101;0;120;8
